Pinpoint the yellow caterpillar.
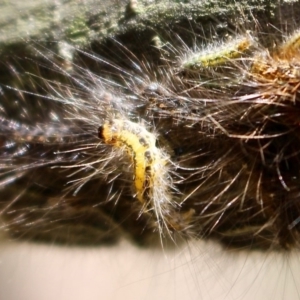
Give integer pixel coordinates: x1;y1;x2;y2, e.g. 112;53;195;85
98;119;173;232
98;119;168;204
98;118;194;237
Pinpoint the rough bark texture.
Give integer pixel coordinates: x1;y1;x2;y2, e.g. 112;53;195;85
0;1;298;48
1;1;300;79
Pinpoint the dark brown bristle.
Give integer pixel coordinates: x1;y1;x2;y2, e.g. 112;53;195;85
98;125;105;140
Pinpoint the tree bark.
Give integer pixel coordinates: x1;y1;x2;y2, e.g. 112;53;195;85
0;0;299;49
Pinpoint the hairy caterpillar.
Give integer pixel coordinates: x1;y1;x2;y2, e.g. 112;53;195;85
98;118;195;238
98;118;173;236
98;119;169;206
180;34;254;71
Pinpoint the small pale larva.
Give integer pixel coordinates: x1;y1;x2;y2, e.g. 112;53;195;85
180;34;255;71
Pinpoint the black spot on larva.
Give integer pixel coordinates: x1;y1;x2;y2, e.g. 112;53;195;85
143;177;151;189
144;150;153;164
145;165;151;175
98;126;105;140
139;137;149;147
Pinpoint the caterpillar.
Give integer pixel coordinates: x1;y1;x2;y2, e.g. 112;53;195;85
98;118;173;235
98;118;195;238
98;119;168;206
180;34;255;71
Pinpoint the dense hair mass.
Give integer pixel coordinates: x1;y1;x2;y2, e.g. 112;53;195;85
1;16;300;250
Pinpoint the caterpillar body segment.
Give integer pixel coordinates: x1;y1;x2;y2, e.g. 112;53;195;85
98;118;185;237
